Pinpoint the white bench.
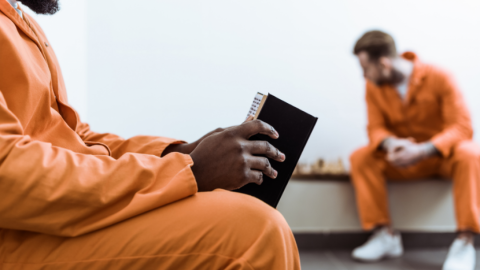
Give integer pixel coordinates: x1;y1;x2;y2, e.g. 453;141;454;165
277;179;456;233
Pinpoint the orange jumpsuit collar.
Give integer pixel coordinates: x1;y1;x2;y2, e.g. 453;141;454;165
0;1;37;44
401;51;427;104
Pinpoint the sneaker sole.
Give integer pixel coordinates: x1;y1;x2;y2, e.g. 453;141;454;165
352;252;403;262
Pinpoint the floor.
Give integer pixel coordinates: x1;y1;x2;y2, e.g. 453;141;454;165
300;249;480;270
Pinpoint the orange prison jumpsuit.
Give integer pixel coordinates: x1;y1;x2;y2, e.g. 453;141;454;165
0;2;300;269
350;52;480;233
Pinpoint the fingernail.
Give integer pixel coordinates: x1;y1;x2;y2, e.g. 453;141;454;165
280;153;286;161
271;128;279;138
273;170;278;178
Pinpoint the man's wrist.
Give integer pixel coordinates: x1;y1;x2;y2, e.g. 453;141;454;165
419;142;440;159
162;143;195;157
381;137;395;151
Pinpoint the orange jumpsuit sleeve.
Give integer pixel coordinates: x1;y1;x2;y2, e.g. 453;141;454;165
76;122;185;159
430;72;473;157
365;82;395;150
0;93;197;237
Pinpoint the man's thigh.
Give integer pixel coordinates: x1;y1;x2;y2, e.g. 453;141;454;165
439;140;480;178
3;190;293;270
353;146;444;180
384;155;445;181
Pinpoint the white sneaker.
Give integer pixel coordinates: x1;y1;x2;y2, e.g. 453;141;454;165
352;227;404;262
442;238;476;270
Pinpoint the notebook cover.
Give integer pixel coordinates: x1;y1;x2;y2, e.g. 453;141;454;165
234;94;318;208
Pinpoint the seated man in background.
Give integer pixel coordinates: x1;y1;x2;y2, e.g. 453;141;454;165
0;0;300;269
350;30;479;270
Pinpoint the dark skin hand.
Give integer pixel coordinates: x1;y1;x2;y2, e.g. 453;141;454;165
190;119;286;192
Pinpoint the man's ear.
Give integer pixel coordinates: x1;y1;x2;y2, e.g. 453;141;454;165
378;56;393;70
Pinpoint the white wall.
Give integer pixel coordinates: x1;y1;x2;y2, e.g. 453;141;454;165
24;0;88;121
84;0;480;166
24;0;480;232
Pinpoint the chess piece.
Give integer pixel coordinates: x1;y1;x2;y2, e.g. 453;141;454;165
310;158;325;174
297;163;312;175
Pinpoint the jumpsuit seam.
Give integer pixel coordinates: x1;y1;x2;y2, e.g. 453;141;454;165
3;252;256;269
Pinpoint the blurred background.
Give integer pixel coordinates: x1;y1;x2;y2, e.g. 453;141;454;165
25;1;480;268
28;0;480;168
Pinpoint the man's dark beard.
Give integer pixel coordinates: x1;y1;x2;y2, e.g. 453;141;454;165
374;68;405;87
19;0;60;15
389;68;406;85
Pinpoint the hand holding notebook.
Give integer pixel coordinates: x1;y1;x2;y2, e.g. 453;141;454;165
190;92;316;208
235;93;318;208
190;118;286;191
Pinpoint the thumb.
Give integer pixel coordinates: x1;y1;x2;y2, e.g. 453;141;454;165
244;115;254;123
388;146;406;161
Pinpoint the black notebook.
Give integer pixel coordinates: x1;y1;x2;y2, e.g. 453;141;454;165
234;93;317;208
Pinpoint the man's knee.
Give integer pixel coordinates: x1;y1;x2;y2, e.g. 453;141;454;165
452;141;480;163
217;190;290;231
350;146;375;171
202;190;294;255
207;191;298;269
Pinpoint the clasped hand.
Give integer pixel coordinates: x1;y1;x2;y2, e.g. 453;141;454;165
384;137;429;168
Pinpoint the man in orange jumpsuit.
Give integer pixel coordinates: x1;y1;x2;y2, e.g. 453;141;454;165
350;30;479;270
0;0;300;269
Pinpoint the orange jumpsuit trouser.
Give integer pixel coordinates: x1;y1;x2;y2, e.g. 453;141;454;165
350;140;480;233
1;190;300;270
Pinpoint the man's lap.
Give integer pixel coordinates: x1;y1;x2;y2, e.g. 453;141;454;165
351;140;480;180
2;190;295;270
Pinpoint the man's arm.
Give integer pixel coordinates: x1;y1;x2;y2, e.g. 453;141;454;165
77;115;253;158
0;92;197;237
430;72;473;157
384;71;468;167
76;122;189;159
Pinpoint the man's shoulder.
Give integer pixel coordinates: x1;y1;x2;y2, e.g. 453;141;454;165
402;52;450;81
418;62;458;95
0;10;16;34
419;62;452;82
0;12;21;52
